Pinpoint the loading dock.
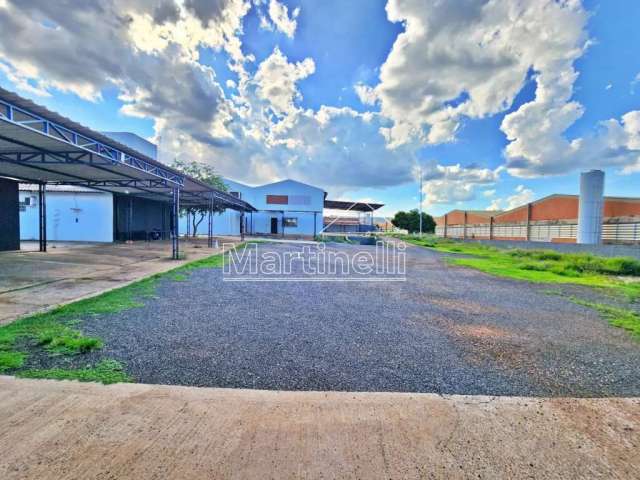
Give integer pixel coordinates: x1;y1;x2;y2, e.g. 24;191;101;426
0;87;255;257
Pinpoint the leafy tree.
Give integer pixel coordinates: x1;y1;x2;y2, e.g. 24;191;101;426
171;159;228;237
391;209;435;234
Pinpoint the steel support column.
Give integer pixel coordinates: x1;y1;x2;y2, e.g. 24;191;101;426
172;188;180;260
128;197;133;242
240;212;245;241
463;211;468;240
207;198;214;248
38;183;46;252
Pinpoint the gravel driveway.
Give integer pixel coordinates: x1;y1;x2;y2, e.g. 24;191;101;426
60;241;640;396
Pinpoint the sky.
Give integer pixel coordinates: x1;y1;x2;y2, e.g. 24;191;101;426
0;0;638;218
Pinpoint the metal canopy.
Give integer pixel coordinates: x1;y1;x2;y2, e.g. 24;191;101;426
324;199;384;212
0;87;255;212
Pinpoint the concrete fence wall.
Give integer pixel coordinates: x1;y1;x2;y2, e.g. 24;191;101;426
436;221;640;245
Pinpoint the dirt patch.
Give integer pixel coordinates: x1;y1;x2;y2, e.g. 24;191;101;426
452;324;512;340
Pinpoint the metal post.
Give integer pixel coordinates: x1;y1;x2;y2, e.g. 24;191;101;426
463;211;468;240
38;183;47;252
313;211;317;237
489;216;494;240
128;196;133;242
240;212;245;241
443;214;448;238
207;198;213;248
526;202;532;241
418;165;423;237
282;211;285;238
172;188;180;260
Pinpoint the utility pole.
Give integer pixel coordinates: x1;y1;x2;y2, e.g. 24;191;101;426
418;164;423;237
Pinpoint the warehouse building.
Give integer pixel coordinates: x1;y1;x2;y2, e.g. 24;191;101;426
0;87;255;256
181;180;386;237
435;194;640;244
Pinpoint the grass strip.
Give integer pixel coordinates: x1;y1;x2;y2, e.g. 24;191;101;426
16;360;132;384
400;235;640;300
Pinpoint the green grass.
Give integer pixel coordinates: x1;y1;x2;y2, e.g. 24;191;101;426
16;360;132;384
401;235;640;299
569;298;640;338
0;246;239;378
0;351;26;372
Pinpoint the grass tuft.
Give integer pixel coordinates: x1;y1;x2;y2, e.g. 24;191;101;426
38;332;103;354
0;351;26;372
16;360;132;384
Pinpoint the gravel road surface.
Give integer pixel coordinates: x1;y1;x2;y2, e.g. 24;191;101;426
51;241;640;396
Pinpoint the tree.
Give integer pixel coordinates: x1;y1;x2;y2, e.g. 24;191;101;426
391;209;435;234
171;159;228;237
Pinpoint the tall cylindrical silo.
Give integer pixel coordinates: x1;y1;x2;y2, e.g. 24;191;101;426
577;170;605;244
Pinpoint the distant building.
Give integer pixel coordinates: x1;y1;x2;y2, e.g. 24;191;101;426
182;178;325;238
435;194;640;244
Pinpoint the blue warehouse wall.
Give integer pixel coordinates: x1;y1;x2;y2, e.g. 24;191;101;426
179;209;241;236
225;178;324;237
178;178;325;237
20;190;113;242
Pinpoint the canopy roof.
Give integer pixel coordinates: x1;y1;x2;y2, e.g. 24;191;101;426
0;87;255;211
324;199;384;212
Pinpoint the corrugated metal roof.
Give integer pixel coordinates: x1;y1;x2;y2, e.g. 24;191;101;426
19;183;107;193
0;87;256;211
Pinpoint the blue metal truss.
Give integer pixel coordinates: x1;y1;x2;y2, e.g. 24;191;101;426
0;99;184;186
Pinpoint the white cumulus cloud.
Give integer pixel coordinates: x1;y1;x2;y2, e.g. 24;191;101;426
268;0;298;38
420;162;502;206
488;185;534;211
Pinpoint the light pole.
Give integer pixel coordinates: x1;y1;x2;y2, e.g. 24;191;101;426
418;164;423;237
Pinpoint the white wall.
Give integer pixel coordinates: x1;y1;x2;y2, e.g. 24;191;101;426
20;190;113;242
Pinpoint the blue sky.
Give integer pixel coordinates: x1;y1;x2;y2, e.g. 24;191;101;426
0;0;638;217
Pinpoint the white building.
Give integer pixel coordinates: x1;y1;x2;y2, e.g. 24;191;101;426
181;178;325;238
19;185;113;242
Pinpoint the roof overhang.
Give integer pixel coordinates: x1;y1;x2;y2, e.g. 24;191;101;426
0;87;255;212
324;199;384;212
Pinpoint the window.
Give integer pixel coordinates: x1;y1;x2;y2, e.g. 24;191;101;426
266;195;288;205
229;191;241;199
283;217;298;227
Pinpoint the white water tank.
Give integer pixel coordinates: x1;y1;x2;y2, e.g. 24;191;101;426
577;170;604;244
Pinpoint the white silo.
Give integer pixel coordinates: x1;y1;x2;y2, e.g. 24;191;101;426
577;170;605;244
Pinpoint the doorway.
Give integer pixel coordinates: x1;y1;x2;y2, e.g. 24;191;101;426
270;217;278;234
